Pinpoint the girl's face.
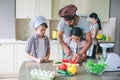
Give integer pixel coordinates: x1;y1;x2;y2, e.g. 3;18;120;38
34;25;46;37
71;35;81;42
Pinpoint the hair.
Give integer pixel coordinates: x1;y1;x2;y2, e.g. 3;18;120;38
40;23;48;28
71;27;83;37
89;13;102;30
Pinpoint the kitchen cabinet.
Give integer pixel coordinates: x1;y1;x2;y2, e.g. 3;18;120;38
73;0;110;22
52;0;72;20
52;0;110;22
14;43;29;73
0;44;14;74
49;43;59;60
16;0;52;19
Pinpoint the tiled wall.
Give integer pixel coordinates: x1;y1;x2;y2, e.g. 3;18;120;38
16;18;116;41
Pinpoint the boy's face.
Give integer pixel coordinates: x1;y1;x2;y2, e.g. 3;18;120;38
71;35;81;42
34;25;46;37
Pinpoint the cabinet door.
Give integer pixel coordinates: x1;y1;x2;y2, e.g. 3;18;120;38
37;0;52;19
0;44;14;74
49;43;59;60
15;44;29;73
16;0;36;18
73;0;110;22
52;0;72;20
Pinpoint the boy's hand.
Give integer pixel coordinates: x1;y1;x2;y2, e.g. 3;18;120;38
43;56;49;62
36;58;44;63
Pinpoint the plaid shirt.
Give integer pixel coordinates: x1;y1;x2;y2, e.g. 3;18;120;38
64;38;86;60
25;35;50;58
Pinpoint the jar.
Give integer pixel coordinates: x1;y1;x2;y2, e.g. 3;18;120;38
52;30;58;40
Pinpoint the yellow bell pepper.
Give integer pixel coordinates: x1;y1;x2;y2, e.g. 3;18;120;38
67;64;77;74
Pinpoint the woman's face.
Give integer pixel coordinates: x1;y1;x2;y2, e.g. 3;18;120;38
71;35;81;42
34;25;46;37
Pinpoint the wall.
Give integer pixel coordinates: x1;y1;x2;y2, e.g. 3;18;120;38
110;0;120;55
0;0;15;39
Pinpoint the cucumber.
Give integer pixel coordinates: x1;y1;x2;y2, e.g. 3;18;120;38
54;61;62;64
57;70;69;75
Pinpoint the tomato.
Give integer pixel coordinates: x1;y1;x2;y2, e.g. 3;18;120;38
69;60;76;64
60;64;67;70
62;59;69;63
56;64;67;70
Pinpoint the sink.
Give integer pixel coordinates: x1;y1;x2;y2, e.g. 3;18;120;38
100;43;115;59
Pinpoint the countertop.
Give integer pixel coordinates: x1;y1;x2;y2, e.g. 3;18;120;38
18;61;120;80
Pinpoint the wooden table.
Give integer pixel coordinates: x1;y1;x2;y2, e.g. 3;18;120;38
18;61;120;80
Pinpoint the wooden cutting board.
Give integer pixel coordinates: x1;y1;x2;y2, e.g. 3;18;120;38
53;60;81;66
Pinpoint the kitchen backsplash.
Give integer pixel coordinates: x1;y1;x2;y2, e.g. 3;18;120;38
16;18;116;41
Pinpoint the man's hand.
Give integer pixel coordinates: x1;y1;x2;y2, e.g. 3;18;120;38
72;53;86;63
63;45;71;56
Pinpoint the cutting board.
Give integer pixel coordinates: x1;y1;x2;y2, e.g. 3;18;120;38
53;60;81;66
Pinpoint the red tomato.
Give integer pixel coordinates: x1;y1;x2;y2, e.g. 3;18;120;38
70;60;76;64
62;59;69;63
60;63;67;70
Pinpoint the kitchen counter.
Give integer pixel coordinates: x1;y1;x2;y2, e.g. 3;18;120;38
18;61;120;80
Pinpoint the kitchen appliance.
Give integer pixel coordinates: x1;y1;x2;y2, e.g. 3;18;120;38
105;53;120;71
100;43;115;58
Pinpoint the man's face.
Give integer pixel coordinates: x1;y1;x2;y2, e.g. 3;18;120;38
64;19;74;27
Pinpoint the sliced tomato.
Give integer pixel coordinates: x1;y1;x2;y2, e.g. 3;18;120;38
62;59;69;63
69;60;76;64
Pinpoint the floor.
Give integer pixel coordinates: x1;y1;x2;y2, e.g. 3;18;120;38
0;74;18;80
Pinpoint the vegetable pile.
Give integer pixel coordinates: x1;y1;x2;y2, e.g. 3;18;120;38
56;63;77;76
84;59;107;75
30;69;56;80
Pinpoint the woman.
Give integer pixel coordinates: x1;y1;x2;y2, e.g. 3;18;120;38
87;13;102;59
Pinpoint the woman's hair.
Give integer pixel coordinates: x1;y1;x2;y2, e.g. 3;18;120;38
89;13;102;30
71;27;83;37
40;23;48;28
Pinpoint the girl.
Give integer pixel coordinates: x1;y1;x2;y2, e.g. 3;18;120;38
64;27;86;63
87;13;102;59
25;16;50;63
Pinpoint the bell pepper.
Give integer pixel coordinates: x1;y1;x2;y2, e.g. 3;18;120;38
62;59;69;63
67;64;77;74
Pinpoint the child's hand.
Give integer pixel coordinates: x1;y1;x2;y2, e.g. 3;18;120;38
36;58;44;63
43;56;49;62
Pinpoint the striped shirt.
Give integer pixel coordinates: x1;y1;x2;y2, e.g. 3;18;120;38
25;35;50;58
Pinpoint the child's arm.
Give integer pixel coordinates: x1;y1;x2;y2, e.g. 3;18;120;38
26;53;44;63
44;50;50;62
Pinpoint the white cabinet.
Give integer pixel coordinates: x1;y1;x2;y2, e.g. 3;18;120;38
52;0;72;20
0;44;14;74
49;43;59;60
73;0;110;22
15;43;29;73
49;42;62;60
16;0;52;19
52;0;110;22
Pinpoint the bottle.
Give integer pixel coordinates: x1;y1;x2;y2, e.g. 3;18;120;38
52;30;58;40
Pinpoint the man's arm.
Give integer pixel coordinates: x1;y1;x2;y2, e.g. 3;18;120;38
57;31;71;55
79;32;92;54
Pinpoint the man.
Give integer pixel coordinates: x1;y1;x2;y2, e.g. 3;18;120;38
57;4;92;63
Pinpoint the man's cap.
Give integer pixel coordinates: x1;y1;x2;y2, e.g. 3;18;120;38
58;4;77;21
